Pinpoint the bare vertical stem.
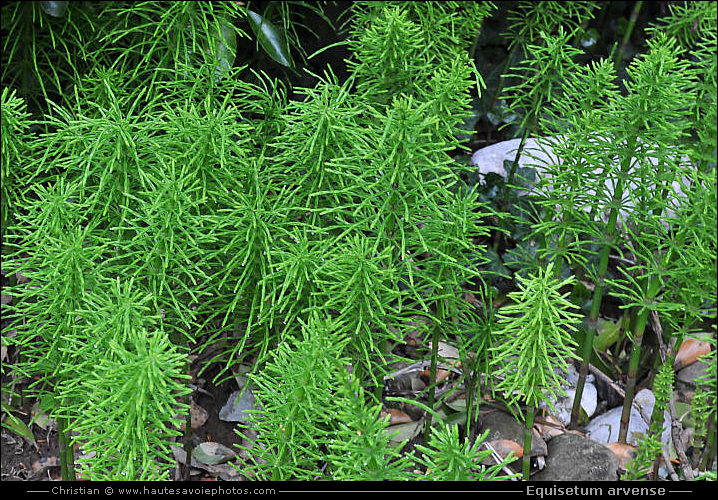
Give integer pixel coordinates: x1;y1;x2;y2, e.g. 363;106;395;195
618;275;661;443
618;309;650;442
183;354;193;481
57;412;76;481
522;406;535;481
614;1;644;72
700;425;716;471
571;135;637;427
570;227;612;426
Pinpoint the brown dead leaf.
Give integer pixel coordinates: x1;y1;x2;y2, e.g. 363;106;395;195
437;341;461;370
493;439;524;458
481;439;523;466
419;368;452;384
31;456;59;473
607;442;637;469
191;399;209;429
535;414;565;441
674;339;712;370
381;408;413;425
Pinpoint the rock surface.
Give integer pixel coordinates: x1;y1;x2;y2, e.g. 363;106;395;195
470;137;692;224
551;382;598;426
532;433;619;481
470;137;554;186
481;409;548;457
584;389;671;447
219;389;256;426
676;360;711;387
544;364;598;426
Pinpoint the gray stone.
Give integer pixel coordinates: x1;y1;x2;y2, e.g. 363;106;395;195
551;382;598;426
481;409;548;457
544;365;598;426
219;389;256;426
532;433;619;481
470;137;692;226
470;138;555;187
677;361;711;387
584;388;671;447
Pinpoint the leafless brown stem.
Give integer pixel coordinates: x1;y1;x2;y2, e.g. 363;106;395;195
662;444;680;481
669;397;696;479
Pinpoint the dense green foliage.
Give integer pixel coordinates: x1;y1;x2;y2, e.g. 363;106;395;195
1;0;715;482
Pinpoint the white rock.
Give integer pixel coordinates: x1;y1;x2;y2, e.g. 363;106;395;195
470;136;694;226
560;384;598;424
564;363;593;388
544;365;597;425
584;388;671;447
470;137;553;186
219;389;257;426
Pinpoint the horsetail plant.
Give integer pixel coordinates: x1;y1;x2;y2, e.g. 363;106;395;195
623;360;673;480
460;282;502;438
2;0;716;483
0;87;34;239
37;75;160;229
525;30;707;432
237;314;350;480
198;162;296;380
68;321;190;480
259;226;329;340
267;69;367;217
109;157;214;343
503;1;599;58
500;26;584;204
346;6;434;105
4;178;110;480
485;1;598;132
323;357;414;481
600;33;699;442
412;424;518;481
239;313;519;481
348;1;495;73
0;1;95;110
490;262;582;480
92;1;247;96
5;177;194;480
107;155;218;476
314;234;405;393
415;186;492;441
